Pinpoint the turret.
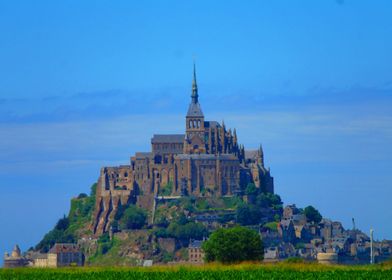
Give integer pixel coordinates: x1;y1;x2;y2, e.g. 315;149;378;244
258;144;264;166
233;128;238;145
11;245;21;258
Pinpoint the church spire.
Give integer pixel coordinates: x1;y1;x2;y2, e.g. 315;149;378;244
191;62;198;104
186;62;204;118
258;144;264;166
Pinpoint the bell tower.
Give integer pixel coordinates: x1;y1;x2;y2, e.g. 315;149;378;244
184;63;205;154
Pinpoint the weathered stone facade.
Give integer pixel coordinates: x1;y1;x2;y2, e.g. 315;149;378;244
92;65;274;235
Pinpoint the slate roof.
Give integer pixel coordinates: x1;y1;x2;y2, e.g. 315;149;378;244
151;134;185;144
204;121;220;129
49;243;80;254
187;102;204;117
189;240;203;248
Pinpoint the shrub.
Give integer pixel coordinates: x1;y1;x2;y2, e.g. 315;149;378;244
167;221;208;243
304;205;322;224
245;183;258;196
285;257;305;263
256;193;282;209
264;222;278;231
236;204;261;225
118;205;147;230
77;193;88;199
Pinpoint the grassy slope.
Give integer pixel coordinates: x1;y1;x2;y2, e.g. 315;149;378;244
35;184;96;252
1;263;392;280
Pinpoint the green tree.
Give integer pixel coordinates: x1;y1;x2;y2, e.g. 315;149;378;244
263;222;278;232
35;228;75;253
202;226;263;263
245;183;258;196
35;183;97;253
167;221;208;243
236;204;261;225
55;215;69;231
119;205;147;230
176;212;189;225
256;193;282;209
304;205;322;224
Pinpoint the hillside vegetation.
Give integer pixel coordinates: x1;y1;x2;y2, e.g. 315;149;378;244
35;184;97;252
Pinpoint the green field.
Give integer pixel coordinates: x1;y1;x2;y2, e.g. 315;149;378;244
1;263;392;280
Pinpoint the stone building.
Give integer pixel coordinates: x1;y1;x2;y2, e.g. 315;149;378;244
277;220;296;243
48;243;84;267
33;253;57;268
188;239;205;264
3;245;28;268
32;243;84;267
92;65;275;235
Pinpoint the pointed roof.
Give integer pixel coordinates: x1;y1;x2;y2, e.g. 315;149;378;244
191;62;198;102
187;62;204;117
11;245;21;258
187;102;204;117
258;144;264;156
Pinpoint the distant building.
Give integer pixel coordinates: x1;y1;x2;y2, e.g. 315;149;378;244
3;245;28;268
188;240;205;264
283;205;300;220
277;220;296;243
32;243;84;267
264;247;279;262
49;243;84;267
317;252;338;265
33;253;57;268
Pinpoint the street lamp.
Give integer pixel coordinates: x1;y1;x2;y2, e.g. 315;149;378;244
370;228;374;264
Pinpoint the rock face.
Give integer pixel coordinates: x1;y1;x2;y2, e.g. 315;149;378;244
91;66;275;236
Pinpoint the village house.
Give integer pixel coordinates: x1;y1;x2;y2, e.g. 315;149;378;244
32;243;84;268
277;219;296;243
188;240;205;264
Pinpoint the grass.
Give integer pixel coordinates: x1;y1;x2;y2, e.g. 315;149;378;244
1;262;392;280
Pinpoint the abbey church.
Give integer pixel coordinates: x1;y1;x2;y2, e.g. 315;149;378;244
92;65;274;235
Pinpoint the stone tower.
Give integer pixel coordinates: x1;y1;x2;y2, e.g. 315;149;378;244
184;63;206;154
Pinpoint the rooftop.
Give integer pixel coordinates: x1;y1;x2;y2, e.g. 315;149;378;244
151;134;185;144
189;240;203;248
49;243;80;254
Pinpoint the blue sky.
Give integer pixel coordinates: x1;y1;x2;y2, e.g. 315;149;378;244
1;0;392;258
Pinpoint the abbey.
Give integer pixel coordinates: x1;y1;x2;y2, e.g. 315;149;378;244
92;65;274;235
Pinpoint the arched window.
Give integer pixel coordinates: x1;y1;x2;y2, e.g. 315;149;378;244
198;120;201;128
189;120;192;128
193;120;196;128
